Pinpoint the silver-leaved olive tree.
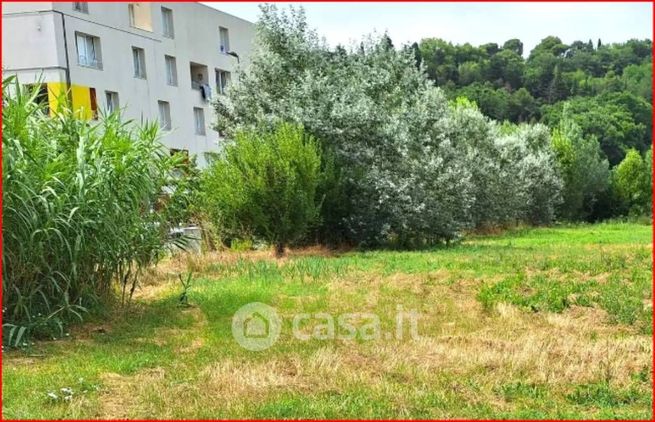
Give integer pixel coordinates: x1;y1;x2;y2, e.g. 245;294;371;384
213;4;564;246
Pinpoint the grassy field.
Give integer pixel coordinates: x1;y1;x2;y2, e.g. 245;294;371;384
2;222;653;419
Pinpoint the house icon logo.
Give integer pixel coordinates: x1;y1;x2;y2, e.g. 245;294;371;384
232;302;281;351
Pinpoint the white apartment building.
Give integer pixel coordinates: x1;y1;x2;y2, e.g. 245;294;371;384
2;2;255;165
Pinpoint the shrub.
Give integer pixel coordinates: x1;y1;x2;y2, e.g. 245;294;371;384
612;148;652;216
449;98;522;228
200;123;322;256
495;124;563;225
2;78;178;346
214;5;566;245
215;5;474;246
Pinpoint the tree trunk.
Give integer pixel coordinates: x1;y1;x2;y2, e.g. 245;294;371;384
275;242;286;258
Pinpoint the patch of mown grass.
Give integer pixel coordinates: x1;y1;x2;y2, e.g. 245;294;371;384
496;381;549;402
477;267;651;332
478;272;590;313
475;223;651;332
566;381;649;407
2;222;651;419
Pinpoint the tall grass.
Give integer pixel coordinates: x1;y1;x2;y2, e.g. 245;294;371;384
2;77;182;346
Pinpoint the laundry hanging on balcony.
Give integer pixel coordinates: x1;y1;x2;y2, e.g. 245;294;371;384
200;84;212;101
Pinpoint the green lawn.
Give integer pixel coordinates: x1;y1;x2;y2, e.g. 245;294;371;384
3;222;653;419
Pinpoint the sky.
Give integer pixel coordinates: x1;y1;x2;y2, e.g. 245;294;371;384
203;2;652;55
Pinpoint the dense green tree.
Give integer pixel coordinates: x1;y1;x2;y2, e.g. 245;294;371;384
530;36;568;59
458;61;483;86
503;38;523;56
481;42;500;56
419;38;458;86
623;63;653;101
551;112;610;220
612;149;652;216
488;49;525;89
416;34;651;165
541;95;647;166
547;64;569;102
525;52;559;99
508;88;538;122
456;82;510;121
406;41;422;69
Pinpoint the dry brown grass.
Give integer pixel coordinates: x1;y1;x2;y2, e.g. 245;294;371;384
5;224;650;419
139;246;342;292
88;261;655;418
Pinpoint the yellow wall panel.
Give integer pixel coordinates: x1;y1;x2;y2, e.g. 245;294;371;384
71;85;92;120
45;83;92;120
45;82;66;117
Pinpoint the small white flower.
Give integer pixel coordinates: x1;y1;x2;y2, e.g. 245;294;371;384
60;387;73;395
47;392;58;400
64;395;72;401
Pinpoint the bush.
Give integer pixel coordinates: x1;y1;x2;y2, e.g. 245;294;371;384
200;123;322;256
612;148;652;216
449;99;522;228
214;5;566;245
215;5;473;246
495;124;563;225
2;78;179;346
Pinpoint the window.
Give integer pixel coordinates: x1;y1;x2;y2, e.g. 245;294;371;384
190;62;208;90
193;107;206;135
128;3;153;31
158;101;171;131
215;69;231;94
161;7;174;38
165;55;177;86
73;2;88;13
219;26;230;53
105;91;119;113
132;47;146;78
89;87;98;119
76;33;102;69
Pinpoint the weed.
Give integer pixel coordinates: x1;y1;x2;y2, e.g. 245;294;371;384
178;273;194;307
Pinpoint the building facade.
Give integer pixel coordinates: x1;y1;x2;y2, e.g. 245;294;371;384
2;2;255;165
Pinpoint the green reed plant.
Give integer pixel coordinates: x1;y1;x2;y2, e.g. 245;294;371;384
2;77;184;346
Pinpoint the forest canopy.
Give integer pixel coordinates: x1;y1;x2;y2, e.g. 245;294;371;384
411;36;652;165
